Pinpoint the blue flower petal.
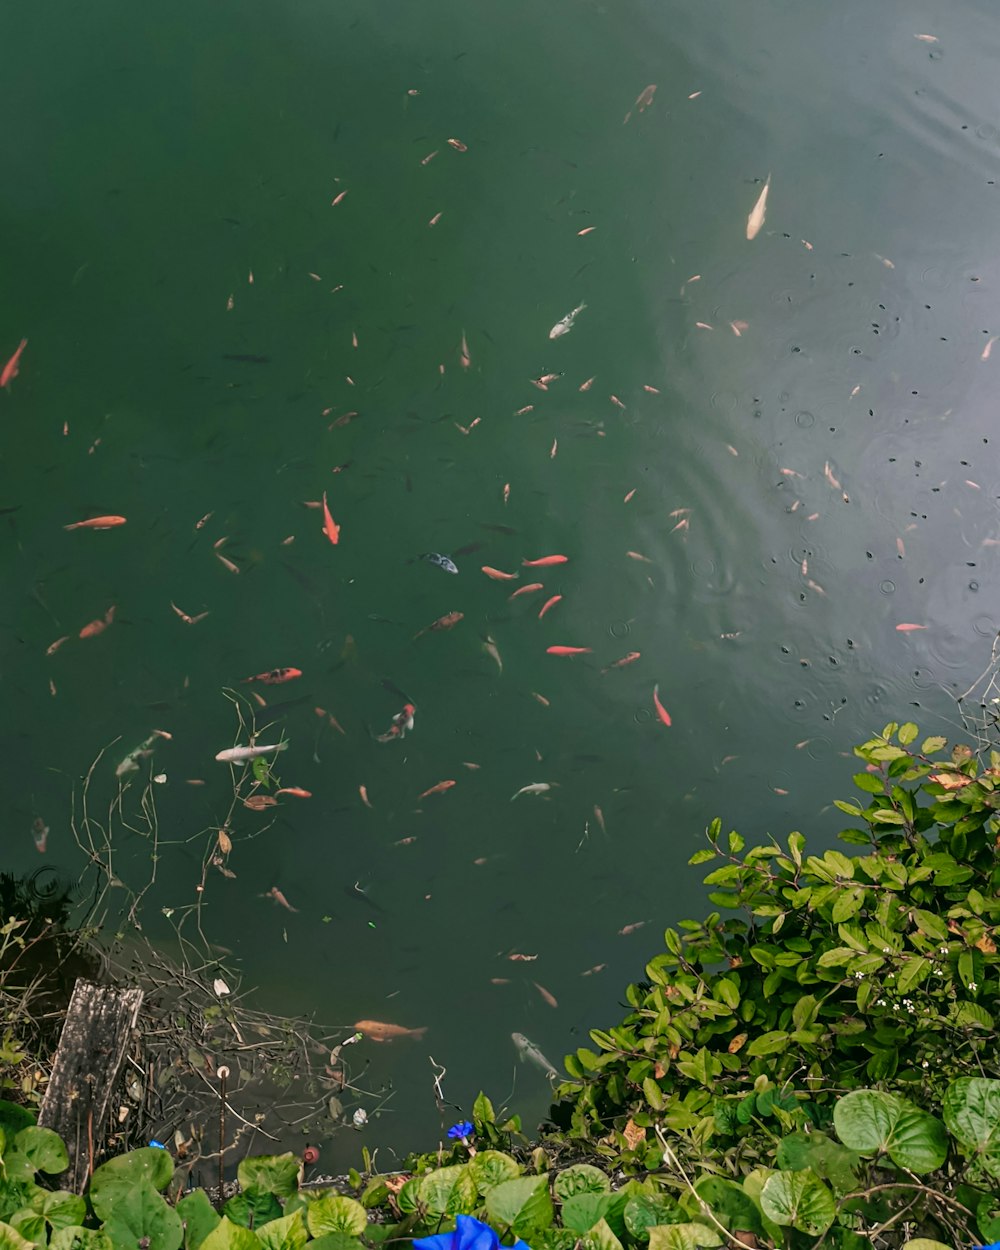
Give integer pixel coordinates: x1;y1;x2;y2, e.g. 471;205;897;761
447;1119;474;1140
454;1214;501;1250
414;1232;458;1250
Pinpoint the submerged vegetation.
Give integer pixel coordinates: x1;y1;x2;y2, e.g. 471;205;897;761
1;719;998;1247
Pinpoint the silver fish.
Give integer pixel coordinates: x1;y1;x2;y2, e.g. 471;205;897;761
512;1031;559;1080
215;741;289;763
510;782;554;801
116;732;159;778
549;302;587;340
421;552;459;574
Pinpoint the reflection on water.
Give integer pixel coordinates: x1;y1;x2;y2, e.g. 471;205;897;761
3;0;1000;1168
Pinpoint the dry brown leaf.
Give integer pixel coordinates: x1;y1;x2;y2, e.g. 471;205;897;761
217;829;233;854
975;933;997;954
929;772;973;790
622;1118;646;1150
728;1032;748;1054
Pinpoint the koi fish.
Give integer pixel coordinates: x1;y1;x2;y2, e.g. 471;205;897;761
31;816;48;854
242;667;303;685
420;552;459;574
623;84;656;123
418;779;456;800
547;645;592;656
0;338;27;389
509;583;544;600
533;982;559;1009
376;703;416;742
549;303;586;340
266;886;299;912
215;742;289;763
482;565;519;580
275;786;312;798
523;555;568;566
354;1019;427;1042
64;516;127;530
80;605;116;639
414;611;463;639
895;623;928;632
746;175;770;240
170;602;210;625
510;782;554;801
321;491;340;545
359;785;373;808
512;1031;558;1079
244;794;279;810
538;595;562;619
483;635;503;674
459;331;471;369
652;683;672;726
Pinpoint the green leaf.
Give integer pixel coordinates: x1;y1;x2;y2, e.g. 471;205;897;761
870;808;906;825
775;1132;859;1195
901;1242;952;1250
911;909;948;941
0;1107;33;1140
100;1179;183;1250
13;1126;67;1175
224;1187;282;1229
581;1217;624;1250
237;1153;299;1198
954;1002;993;1030
472;1091;495;1127
647;1224;721;1250
890;1105;949;1173
200;1217;262;1250
692;1177;761;1235
49;1227;113;1250
468;1150;521;1194
256;1210;309;1250
554;1164;610;1200
688;849;716;865
416;1165;478;1217
485;1175;554;1236
563;1195;614;1233
177;1190;221;1250
943;1077;1000;1158
896;956;931;993
852;772;884;794
898;722;918;745
746;1031;789;1057
834;1090;947;1173
623;1195;685;1239
759;1169;835;1235
306;1194;368;1237
31;1189;86;1232
90;1147;174;1220
309;1237;365;1250
920;736;947;754
0;1222;36;1250
9;1211;44;1244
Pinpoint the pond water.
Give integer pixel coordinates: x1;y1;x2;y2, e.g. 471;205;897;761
4;0;1000;1172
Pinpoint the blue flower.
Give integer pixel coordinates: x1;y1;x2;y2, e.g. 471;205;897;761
414;1213;529;1250
447;1120;474;1140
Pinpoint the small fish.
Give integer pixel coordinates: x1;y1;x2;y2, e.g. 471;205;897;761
64;515;127;531
376;703;416;743
244;794;279;810
547;645;592;656
508;953;537;962
321;491;340;545
593;805;606;835
354;1019;427;1042
533;982;559;1009
418;779;456;800
579;376;596;391
266;886;299;912
531;691;550;706
447;138;468;152
1;338;27;389
623;84;656;124
482;565;519;580
359;784;373;808
414;611;463;639
80;605;116;639
618;920;648;936
243;667;303;685
483;635;503;674
509;582;544;600
170;601;210;625
653;684;672;726
215;741;289;763
512;1031;559;1080
459;331;471;369
46;635;70;656
538;595;562;619
549;302;587;340
746;175;771;241
215;551;240;574
420;552;459;574
511;782;553;801
581;964;607;976
115;732;162;778
523;555;568;567
896;623;928;632
275;786;312;798
31;816;48;854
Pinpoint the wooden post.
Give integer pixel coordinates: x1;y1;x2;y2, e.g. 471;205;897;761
38;979;143;1191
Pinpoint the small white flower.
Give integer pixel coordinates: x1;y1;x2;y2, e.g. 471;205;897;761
939;946;948;954
922;1060;929;1068
854;971;865;979
876;998;886;1006
969;982;978;992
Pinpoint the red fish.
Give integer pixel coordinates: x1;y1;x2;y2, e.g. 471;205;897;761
538;595;562;619
523;555;568;566
243;668;303;685
80;605;115;639
321;491;340;545
895;623;927;632
547;645;592;656
275;787;312;798
482;566;519;581
64;516;127;531
418;779;456;800
1;338;27;390
509;583;544;600
603;651;640;672
653;684;672;726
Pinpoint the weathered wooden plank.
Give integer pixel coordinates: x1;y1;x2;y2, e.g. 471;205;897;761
38;978;143;1191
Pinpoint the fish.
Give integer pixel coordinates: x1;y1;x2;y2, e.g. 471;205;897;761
653;684;672;726
266;886;299;912
115;731;166;778
215;741;289;763
80;605;116;639
523;555;568;567
547;645;592;656
538;595;562;618
46;636;70;656
275;786;312;798
1;338;27;389
418;779;456;800
243;667;303;685
414;611;463;639
602;655;640;675
618;920;648;936
31;816;48;854
746;175;770;240
533;982;559;1009
549;302;586;340
244;794;279;810
321;491;340;545
376;703;417;742
510;782;553;801
64;516;127;531
623;84;656;123
511;1031;559;1080
170;602;210;625
420;552;459;574
459;331;471;369
896;623;928;632
509;583;544;600
354;1019;427;1042
483;635;503;674
482;566;519;580
359;785;373;808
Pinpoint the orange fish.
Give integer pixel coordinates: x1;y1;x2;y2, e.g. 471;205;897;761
1;338;27;389
275;787;312;798
653;684;672;726
547;645;591;656
266;886;298;911
244;794;279;810
603;651;640;672
359;785;373;809
242;667;303;685
509;583;544;600
418;779;456;800
321;491;340;545
63;516;127;531
482;566;519;581
896;623;928;632
533;982;559;1009
414;611;463;639
80;605;116;639
354;1019;427;1042
523;555;568;567
538;595;562;619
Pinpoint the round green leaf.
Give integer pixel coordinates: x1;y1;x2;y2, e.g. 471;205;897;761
759;1170;835;1235
693;1177;761;1235
562;1193;614;1233
468;1150;521;1194
418;1164;479;1216
0;1221;37;1250
833;1089;901;1153
623;1195;685;1239
306;1194;367;1238
901;1242;952;1250
99;1179;182;1250
199;1216;262;1250
485;1175;554;1236
647;1225;722;1250
176;1190;221;1250
89;1147;174;1220
256;1211;308;1250
943;1077;1000;1155
13;1126;67;1175
554;1164;610;1200
888;1105;948;1173
223;1187;282;1229
581;1216;624;1250
49;1227;113;1250
236;1152;299;1198
9;1211;45;1244
32;1189;86;1232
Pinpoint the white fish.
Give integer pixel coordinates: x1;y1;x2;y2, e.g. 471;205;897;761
746;175;771;240
512;1031;559;1080
510;782;554;801
549;302;586;340
215;741;289;763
